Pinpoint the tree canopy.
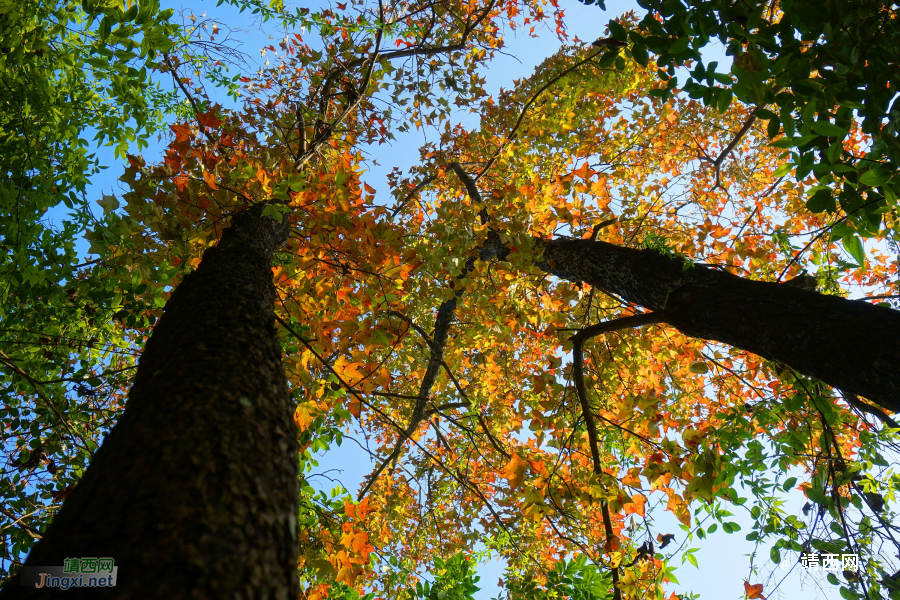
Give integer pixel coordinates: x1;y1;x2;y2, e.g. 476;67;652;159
1;1;899;599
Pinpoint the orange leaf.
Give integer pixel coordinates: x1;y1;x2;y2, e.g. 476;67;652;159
744;581;766;599
256;166;270;188
528;459;549;478
623;493;647;517
196;110;224;129
202;170;217;190
126;154;145;170
350;531;369;553
356;496;370;519
572;161;593;179
169;123;192;142
500;454;527;489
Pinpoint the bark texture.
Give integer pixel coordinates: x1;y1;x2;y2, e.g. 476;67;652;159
2;205;299;599
536;238;900;413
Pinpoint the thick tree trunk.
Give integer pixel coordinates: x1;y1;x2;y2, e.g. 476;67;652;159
534;238;900;413
2;205;299;598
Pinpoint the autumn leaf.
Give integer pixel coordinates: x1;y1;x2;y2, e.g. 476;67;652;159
743;581;766;599
169;123;192;142
196;109;224;129
623;493;647;517
294;403;315;431
356;496;370;519
202;169;217;190
500;454;527;489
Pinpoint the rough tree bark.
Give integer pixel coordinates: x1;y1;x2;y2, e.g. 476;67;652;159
533;238;900;413
1;205;299;599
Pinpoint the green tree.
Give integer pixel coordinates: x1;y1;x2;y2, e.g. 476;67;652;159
0;0;182;572
581;0;900;251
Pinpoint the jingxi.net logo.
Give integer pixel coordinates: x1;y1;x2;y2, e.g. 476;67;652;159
19;557;117;589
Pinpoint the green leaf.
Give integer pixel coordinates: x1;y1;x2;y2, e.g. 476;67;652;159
782;477;797;492
773;163;794;178
811;121;848;137
668;37;689;55
689;362;709;374
842;235;865;265
608;20;627;42
772;137;795;149
806;487;829;506
806;189;836;213
631;43;648;67
831;163;857;174
98;16;113;42
859;166;893;187
717;88;732;113
97;194;120;215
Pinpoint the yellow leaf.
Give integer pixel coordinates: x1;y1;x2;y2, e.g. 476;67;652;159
293;403;315;431
202;169;217;190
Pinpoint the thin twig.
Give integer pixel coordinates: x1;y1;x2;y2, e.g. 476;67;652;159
0;507;43;540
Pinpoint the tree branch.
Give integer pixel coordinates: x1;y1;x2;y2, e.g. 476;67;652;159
843;391;899;429
0;507;43;540
569;311;673;600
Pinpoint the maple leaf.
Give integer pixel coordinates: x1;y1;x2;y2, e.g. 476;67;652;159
623;493;647;517
500;454;527;489
169;123;192;142
202;170;217;190
196;109;224;129
126;154;145;170
743;581;765;599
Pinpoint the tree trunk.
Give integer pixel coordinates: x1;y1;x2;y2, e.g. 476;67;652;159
2;205;299;599
534;238;900;413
